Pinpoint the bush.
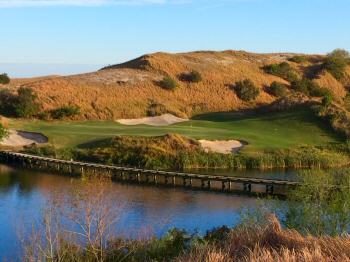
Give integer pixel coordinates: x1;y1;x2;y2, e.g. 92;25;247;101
0;73;10;84
180;70;202;83
289;55;307;63
50;105;80;119
14;87;40;118
345;93;350;111
234;79;260;101
159;76;178;90
323;49;350;80
147;102;167;117
0;89;17;116
322;93;333;107
263;62;299;82
268;81;287;97
291;78;331;98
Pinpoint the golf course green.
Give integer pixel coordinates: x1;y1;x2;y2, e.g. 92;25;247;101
9;109;343;151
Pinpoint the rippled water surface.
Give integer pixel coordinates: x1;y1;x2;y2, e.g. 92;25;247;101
0;165;285;261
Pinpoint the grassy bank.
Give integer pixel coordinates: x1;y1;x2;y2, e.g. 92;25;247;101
12;109;349;170
24;134;349;170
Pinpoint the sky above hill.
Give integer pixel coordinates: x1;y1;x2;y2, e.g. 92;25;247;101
0;0;349;77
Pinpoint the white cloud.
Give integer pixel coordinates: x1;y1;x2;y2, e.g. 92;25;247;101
0;0;189;7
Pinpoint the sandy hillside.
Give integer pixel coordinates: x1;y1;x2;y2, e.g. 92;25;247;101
117;114;188;126
6;50;349;120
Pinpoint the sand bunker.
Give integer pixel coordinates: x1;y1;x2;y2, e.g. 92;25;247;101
199;140;244;154
0;130;48;147
117;114;188;126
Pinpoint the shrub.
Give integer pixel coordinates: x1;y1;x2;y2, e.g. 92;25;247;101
159;76;178;90
50;105;80;119
268;81;287;97
263;62;299;82
14;87;40;118
323;49;350;80
0;89;17;116
147;102;167;117
322;93;333;107
234;79;260;101
345;93;350;111
180;70;202;83
288;55;307;63
0;73;10;84
291;78;331;98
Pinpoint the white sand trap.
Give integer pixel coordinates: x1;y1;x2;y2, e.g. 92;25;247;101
199;140;244;154
117;114;188;126
1;130;48;147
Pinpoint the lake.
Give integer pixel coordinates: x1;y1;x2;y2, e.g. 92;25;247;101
0;165;294;261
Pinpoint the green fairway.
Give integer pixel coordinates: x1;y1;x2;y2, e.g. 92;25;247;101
9;109;343;151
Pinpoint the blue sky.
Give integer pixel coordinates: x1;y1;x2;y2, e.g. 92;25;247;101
0;0;349;77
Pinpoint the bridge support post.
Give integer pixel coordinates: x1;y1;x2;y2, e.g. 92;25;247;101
222;181;226;191
243;183;252;193
266;184;274;195
183;177;187;187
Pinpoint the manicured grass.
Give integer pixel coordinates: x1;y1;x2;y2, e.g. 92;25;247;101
9;109;343;151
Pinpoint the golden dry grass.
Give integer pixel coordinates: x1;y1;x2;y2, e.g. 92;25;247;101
177;215;350;262
6;51;348;120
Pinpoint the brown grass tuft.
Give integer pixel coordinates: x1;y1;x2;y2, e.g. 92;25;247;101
177;215;350;262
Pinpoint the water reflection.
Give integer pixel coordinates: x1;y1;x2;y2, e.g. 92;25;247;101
0;165;259;261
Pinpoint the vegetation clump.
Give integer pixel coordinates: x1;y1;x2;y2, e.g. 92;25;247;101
147;102;168;117
50;105;80;119
0;87;40;118
291;78;332;98
344;93;350;111
263;62;299;82
323;48;350;80
75;134;201;170
159;75;178;90
313;102;350;138
234;79;260;101
268;81;287;97
0;73;10;84
288;55;307;63
179;70;202;83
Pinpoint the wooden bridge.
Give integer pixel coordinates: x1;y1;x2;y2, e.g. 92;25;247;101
0;151;300;195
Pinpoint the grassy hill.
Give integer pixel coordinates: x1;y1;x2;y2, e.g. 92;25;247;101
5;50;349;120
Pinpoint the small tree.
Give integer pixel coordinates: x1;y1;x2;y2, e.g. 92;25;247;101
14;87;40;118
234;79;260;101
0;73;10;85
159;76;178;90
269;81;287;97
324;49;350;80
